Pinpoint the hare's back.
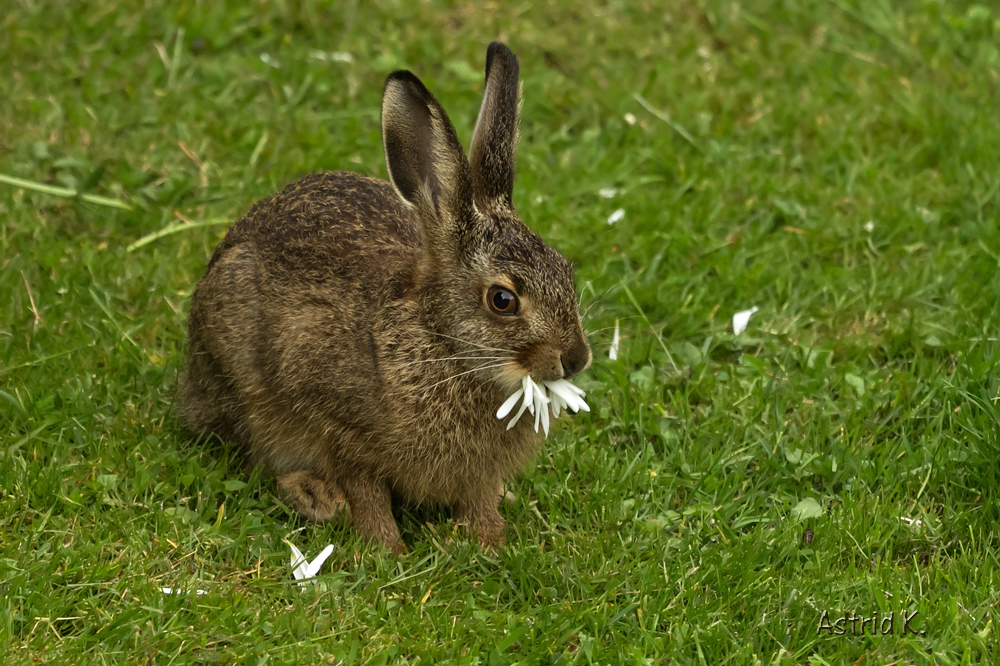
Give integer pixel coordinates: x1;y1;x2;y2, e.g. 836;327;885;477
211;170;422;285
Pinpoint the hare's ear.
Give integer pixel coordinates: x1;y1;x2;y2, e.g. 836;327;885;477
382;71;472;239
469;42;521;212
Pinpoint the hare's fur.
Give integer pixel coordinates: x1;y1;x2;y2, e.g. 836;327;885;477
177;43;590;552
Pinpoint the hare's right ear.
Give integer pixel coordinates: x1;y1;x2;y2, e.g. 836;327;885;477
469;43;521;213
382;71;472;246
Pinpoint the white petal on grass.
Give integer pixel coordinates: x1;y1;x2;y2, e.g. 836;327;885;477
609;319;620;360
306;544;334;577
289;543;309;580
259;53;280;68
599;187;622;199
607;208;625;225
162;588;207;596
732;306;759;335
864;220;874;233
624;112;637;125
308;50;354;63
289;542;335;587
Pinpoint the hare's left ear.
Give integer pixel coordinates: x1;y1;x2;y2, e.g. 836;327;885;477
382;70;473;251
469;42;522;213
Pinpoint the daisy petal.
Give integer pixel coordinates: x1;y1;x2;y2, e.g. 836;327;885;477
496;389;524;419
289;543;309;581
306;544;335;578
550;392;563;418
545;380;586;410
609;320;620;360
544;379;574;400
507;397;532;429
732;306;759;335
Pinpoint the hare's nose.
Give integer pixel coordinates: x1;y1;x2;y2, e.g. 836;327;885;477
560;343;591;379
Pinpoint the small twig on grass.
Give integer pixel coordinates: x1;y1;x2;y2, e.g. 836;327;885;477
0;345;92;377
622;285;679;373
633;93;702;153
89;288;140;350
0;173;132;210
21;271;41;328
128;211;230;252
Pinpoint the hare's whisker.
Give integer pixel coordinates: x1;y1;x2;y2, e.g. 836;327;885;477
430;332;515;354
583;315;643;337
580;280;625;322
423;361;513;391
402;355;509;367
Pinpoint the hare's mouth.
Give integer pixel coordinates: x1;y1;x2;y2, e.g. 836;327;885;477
511;344;567;384
492;361;530;393
495;375;590;437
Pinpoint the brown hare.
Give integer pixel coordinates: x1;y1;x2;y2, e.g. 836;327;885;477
177;43;591;553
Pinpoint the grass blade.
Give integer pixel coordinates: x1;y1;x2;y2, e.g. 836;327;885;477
0;173;132;210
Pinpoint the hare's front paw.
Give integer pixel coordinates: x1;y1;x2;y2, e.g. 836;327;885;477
456;496;506;550
277;470;348;523
341;475;406;554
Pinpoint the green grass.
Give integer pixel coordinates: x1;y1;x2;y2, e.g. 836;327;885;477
2;1;999;663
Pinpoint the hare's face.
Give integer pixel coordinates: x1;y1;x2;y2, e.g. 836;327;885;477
433;213;592;391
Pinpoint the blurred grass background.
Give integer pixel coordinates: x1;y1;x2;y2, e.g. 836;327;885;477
1;1;999;663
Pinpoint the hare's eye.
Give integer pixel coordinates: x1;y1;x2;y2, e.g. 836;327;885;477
487;286;518;316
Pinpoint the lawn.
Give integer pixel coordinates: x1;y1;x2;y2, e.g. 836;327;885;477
2;1;999;663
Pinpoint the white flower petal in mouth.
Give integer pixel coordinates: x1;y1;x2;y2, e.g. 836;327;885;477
496;389;524;419
539;394;551;436
546;379;589;412
498;376;589;436
522;375;535;415
550;391;563;418
506;380;535;431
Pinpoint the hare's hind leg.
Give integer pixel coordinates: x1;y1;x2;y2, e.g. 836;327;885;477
277;470;349;523
176;346;245;446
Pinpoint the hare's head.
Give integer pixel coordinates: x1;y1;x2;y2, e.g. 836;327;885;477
382;43;590;390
